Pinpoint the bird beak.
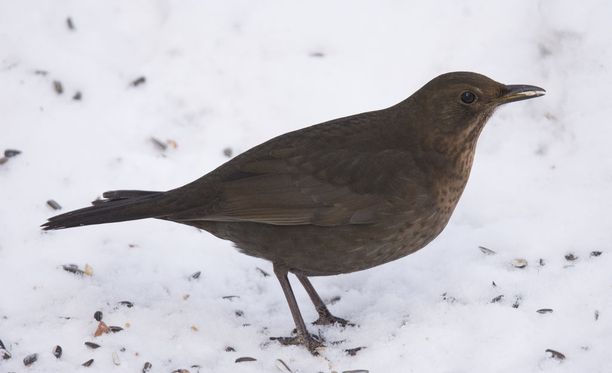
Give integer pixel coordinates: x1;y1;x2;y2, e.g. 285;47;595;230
497;84;546;104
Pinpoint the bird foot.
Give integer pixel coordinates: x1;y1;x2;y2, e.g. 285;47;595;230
313;313;354;327
270;332;325;355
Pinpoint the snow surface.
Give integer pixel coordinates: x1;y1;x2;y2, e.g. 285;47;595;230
1;0;612;372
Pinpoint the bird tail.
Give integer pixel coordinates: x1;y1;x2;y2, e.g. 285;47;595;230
42;190;170;230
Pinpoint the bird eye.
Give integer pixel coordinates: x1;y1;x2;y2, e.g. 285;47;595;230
460;91;476;104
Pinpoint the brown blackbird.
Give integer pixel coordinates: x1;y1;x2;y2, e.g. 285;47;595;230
42;72;545;354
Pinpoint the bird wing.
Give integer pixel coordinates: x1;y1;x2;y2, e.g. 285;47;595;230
170;146;426;227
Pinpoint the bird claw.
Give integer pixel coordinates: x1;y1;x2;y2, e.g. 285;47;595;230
313;313;354;327
270;333;325;355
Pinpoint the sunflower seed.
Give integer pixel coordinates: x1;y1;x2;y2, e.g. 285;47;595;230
47;199;62;210
590;251;602;257
142;361;152;372
545;349;565;360
109;326;123;333
62;264;85;275
66;17;75;30
82;358;94;367
223;147;233;157
235;356;257;363
112;351;121;365
1;348;11;360
118;301;134;308
564;253;578;261
150;137;167;151
491;295;504;303
94;311;103;321
345;346;365;356
511;258;528;268
53;80;64;94
4;149;21;158
131;76;146;87
52;345;62;358
85;342;100;349
0;157;7;165
222;295;240;300
190;271;201;280
478;246;496;255
594;310;600;320
275;358;293;372
73;91;82;100
23;353;38;366
537;308;553;314
225;346;236;352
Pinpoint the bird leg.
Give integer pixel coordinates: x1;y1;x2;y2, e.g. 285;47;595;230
272;265;324;354
296;274;352;326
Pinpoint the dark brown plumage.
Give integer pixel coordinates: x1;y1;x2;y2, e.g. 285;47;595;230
42;72;545;353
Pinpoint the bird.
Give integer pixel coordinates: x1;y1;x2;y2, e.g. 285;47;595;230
42;72;545;354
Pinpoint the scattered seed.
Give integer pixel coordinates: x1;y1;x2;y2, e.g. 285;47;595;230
66;17;75;30
150;137;167;151
47;199;62;210
255;267;270;277
511;258;528;268
222;295;240;300
537;308;553;314
4;149;21;158
275;358;293;372
327;295;341;305
225;346;236;352
594;310;599;320
34;69;48;76
124;322;131;328
492;281;497;287
564;253;578;261
109;326;123;333
512;296;522;308
235;356;257;363
142;361;153;372
539;258;545;266
190;325;199;332
62;263;85;275
73;91;82;100
491;295;504;303
441;292;456;303
545;349;565;360
1;341;10;359
85;342;100;349
223;147;233;158
82;358;94;367
479;245;496;255
24;353;38;366
309;51;325;58
118;301;134;308
0;157;8;165
167;139;178;149
190;271;201;280
94;311;103;322
53;80;64;94
345;346;365;356
52;345;62;358
131;76;146;87
112;351;121;365
235;310;244;317
84;264;94;276
94;321;109;336
590;251;602;257
183;294;190;300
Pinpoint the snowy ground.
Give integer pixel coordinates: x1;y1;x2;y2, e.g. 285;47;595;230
1;0;612;372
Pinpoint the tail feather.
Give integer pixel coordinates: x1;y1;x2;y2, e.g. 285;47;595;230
42;190;167;230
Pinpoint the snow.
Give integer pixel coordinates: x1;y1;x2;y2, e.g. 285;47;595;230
1;0;612;372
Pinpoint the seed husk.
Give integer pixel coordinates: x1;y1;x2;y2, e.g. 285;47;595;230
142;361;152;372
478;245;496;255
537;308;553;314
345;346;366;356
47;199;62;210
85;342;100;349
53;81;64;94
82;358;94;367
190;271;201;280
545;349;565;360
275;358;293;372
4;149;21;158
118;301;134;308
131;76;146;87
590;251;602;257
23;353;38;366
235;356;257;363
564;253;578;261
511;258;528;268
52;345;62;358
94;310;103;321
491;294;504;303
109;326;124;333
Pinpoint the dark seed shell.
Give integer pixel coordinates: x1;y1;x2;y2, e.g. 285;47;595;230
66;17;75;30
53;81;64;94
537;308;553;314
62;264;85;275
491;295;504;303
142;361;152;372
85;342;100;349
52;345;62;358
131;76;146;87
222;295;240;300
109;326;124;333
1;348;11;360
590;251;602;257
73;91;82;100
225;346;236;352
546;349;566;360
118;301;134;308
235;356;257;363
0;339;5;349
190;271;201;280
82;358;94;367
94;311;103;321
47;199;62;210
23;353;38;366
4;149;21;158
345;346;366;356
564;253;578;261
